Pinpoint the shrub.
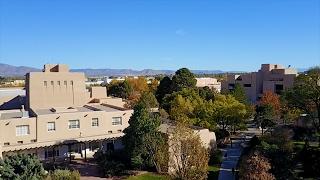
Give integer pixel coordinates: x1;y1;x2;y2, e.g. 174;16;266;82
209;149;223;165
102;160;125;177
94;150;128;177
0;154;46;179
46;169;80;180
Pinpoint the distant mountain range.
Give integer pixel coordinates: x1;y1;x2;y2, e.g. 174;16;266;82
0;63;40;77
0;63;307;77
0;63;229;77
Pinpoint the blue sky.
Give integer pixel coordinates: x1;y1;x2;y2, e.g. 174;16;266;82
0;0;319;71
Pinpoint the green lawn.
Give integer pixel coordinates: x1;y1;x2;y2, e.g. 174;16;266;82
125;166;220;180
126;173;170;180
208;165;220;180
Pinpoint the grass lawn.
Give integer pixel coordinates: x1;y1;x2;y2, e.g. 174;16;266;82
126;172;170;180
208;165;220;180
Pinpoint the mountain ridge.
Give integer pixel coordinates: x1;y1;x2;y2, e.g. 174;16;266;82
0;63;230;77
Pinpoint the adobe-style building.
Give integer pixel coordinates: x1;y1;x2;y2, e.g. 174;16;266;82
221;64;298;103
196;77;221;92
0;64;133;160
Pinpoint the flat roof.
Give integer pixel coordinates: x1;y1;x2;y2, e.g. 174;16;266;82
0;88;25;98
34;106;95;116
33;104;122;116
88;104;121;112
0;109;29;120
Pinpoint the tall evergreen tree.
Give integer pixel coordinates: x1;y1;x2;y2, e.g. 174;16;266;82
155;76;172;104
171;68;196;92
230;83;248;104
122;103;163;169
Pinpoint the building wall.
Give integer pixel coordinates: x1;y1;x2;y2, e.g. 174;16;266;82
0;109;133;153
36;110;132;143
221;64;297;103
196;78;221;92
0;117;37;147
26;64;90;110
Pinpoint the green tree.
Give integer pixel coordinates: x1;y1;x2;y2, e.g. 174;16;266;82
107;80;133;99
198;86;216;101
230;83;248;104
255;104;276;135
155;76;172;104
138;91;159;109
171;68;197;92
0;154;46;179
284;67;320;141
213;94;247;132
122;103;164;170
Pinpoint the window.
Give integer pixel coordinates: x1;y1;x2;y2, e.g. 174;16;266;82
108;131;113;134
275;84;284;94
118;129;122;133
244;84;252;87
228;83;235;90
92;118;99;127
16;125;29;136
64;81;67;85
45;149;59;159
68;120;80;129
47;122;56;132
112;117;122;125
44;81;47;86
51;81;54;85
4;142;10;146
31;139;37;143
17;141;23;144
57;81;61;85
70;81;73;85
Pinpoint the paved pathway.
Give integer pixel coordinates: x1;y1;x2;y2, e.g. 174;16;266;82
218;139;242;180
218;124;260;180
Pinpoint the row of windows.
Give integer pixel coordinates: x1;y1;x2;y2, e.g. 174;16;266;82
44;80;73;86
15;117;123;136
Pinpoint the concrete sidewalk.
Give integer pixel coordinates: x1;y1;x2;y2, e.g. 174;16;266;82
218;140;243;180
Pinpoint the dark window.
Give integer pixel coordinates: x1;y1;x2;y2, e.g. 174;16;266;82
4;142;10;146
107;142;114;151
45;149;59;159
228;83;235;90
275;84;284;94
17;141;23;144
244;84;251;87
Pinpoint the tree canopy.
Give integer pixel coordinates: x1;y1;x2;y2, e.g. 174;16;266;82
284;67;320;132
0;154;46;179
122;102;164;170
171;68;197;92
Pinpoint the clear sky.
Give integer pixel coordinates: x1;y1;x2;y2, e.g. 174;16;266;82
0;0;319;71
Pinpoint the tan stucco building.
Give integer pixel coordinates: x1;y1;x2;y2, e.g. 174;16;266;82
0;64;133;160
222;64;297;103
196;77;221;92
